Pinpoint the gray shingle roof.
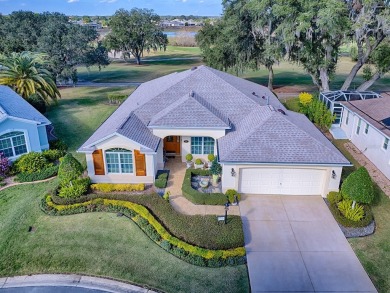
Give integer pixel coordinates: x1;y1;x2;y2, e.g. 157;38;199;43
341;96;390;137
79;65;349;165
149;91;230;128
0;85;51;125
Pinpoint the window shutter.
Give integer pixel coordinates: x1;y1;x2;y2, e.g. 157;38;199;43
92;149;105;175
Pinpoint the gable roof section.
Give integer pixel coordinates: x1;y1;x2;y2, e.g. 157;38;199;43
148;91;230;128
0;85;51;125
218;106;349;165
341;96;390;137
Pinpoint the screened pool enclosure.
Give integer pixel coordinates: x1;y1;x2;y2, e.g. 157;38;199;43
319;91;382;125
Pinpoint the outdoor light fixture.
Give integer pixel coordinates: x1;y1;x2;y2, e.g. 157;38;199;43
332;170;337;179
231;168;236;177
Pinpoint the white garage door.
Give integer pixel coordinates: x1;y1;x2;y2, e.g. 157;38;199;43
239;168;326;195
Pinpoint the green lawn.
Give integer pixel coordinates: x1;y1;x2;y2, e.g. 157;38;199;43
46;87;134;162
0;182;249;293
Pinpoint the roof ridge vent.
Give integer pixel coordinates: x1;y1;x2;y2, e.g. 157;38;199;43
277;108;287;115
189;90;195;97
191;66;198;71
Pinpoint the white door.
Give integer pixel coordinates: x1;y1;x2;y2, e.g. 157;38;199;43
239;168;326;195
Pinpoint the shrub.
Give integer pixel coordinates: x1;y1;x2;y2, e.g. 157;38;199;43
58;177;91;198
107;93;127;104
298;92;313;107
42;149;66;162
163;191;170;202
337;199;365;222
327;191;342;205
185;153;193;161
49;139;68;151
182;169;226;205
14;152;51;174
58;153;84;186
15;165;59;182
304;98;335;130
155;178;167;188
328;201;373;227
208;154;215;162
341;167;374;204
226;189;241;204
195;158;203;165
210;157;222;175
158;173;168;180
91;183;145;192
0;153;10;177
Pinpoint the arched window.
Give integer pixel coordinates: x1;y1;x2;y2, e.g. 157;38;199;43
0;131;28;158
105;148;133;174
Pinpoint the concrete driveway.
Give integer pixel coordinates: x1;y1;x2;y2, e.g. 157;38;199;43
240;195;377;293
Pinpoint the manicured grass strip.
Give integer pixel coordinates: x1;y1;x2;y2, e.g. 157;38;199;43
51;192;244;250
43;196;246;268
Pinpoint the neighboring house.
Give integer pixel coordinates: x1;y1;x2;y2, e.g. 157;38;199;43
339;94;390;180
0;86;52;160
78;66;350;197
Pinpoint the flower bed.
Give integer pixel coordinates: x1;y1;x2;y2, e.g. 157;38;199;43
182;169;226;205
41;195;246;267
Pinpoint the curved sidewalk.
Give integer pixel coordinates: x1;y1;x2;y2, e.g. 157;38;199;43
0;176;56;192
0;274;157;293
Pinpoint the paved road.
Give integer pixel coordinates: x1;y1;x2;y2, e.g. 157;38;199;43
240;194;377;293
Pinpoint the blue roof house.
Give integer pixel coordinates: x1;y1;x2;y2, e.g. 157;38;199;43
0;86;52;160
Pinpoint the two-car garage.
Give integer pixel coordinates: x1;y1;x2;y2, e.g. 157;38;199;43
238;168;327;196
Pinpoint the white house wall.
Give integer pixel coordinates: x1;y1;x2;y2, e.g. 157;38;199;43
221;164;342;197
86;134;156;184
341;108;390;179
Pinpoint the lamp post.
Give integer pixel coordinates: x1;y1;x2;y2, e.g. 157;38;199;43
224;202;229;224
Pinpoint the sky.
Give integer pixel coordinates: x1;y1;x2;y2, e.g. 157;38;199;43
0;0;223;16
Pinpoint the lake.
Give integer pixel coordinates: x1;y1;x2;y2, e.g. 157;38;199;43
164;31;197;37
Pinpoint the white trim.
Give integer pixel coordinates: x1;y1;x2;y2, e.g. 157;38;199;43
84;132;153;152
103;147;134;175
220;161;352;167
8;116;40;125
0;129;31;160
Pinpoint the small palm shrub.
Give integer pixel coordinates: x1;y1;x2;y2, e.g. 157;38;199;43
58;177;91;198
226;189;241;204
337;199;365;222
210;157;222;175
15;152;51;174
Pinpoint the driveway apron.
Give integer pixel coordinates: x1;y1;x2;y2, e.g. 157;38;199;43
240;195;377;293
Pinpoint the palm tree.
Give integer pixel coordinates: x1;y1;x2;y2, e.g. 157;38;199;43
0;52;60;104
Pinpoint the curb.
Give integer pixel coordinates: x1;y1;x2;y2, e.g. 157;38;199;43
0;274;158;293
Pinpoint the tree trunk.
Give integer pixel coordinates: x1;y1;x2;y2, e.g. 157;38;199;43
341;60;363;90
356;72;382;91
267;65;274;90
309;73;321;91
352;200;356;210
319;68;330;92
135;54;141;65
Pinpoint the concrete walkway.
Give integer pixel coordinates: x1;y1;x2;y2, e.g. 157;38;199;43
0;176;56;192
0;274;156;293
165;157;240;216
240;194;377;293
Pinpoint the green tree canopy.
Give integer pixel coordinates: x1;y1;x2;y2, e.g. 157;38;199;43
0;11;109;84
105;8;168;65
0;51;60;104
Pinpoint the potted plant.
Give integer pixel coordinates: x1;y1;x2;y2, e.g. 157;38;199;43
207;154;215;168
194;158;204;169
185;153;193;169
210;157;222;186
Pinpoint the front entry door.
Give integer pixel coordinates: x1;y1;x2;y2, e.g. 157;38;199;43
134;150;146;176
164;136;181;154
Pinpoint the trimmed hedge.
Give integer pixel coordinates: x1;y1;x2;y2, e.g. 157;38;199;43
41;195;246;268
58;153;84;186
14;152;51;174
49;192;244;250
341;167;374;204
327;191;342;205
15;165;59;182
58;177;91;198
328;201;373;228
42;149;66;162
182;169;226;205
155;173;168;188
91;183;145;192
